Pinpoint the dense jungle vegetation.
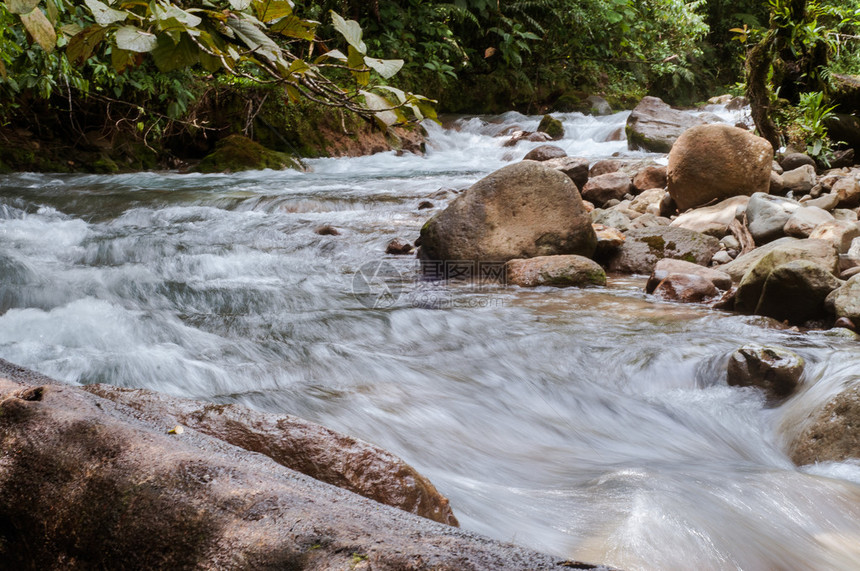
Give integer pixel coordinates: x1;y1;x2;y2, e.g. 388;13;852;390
2;0;860;170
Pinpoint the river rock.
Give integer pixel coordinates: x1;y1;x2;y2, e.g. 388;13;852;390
833;176;860;208
722;237;839;282
790;384;860;465
607;226;720;274
523;145;566;161
646;258;732;293
749;260;844;324
537;115;565;140
670;195;749;238
630;188;667;214
666;124;773;212
632;165;667;193
803;192;840;211
592;208;632;232
582;172;634;207
780;153;817;172
783;206;835;238
652;273;719;303
84;384;457;525
781;164;817;195
386;238;414;255
770;171;785;195
589;159;622;177
626;96;708;153
505;255;606;287
826;274;860;322
543;156;590;189
808;220;860;253
727;345;804;401
593;224;626;258
746;193;800;245
195;134;305;173
417;162;596;264
585;95;612;116
0;365;593;571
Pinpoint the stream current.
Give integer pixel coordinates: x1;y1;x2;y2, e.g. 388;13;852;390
1;109;860;570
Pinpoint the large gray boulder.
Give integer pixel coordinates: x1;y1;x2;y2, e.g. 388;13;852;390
746;193;801;245
667;124;773;212
607;226;720;274
418;162;597;265
790;384;860;465
625;96;708;153
722;237;839;282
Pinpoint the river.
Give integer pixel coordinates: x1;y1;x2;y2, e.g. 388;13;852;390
1;109;860;570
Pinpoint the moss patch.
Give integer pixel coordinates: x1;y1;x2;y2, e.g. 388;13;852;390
194;134;304;173
538;115;565;140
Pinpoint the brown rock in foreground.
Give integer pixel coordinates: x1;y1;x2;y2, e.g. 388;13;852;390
83;383;457;526
791;384;860;466
0;360;611;570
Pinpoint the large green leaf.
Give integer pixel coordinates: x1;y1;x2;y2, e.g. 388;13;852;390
362;90;399;127
153;3;202;29
364;57;403;79
347;44;368;85
4;0;40;15
151;32;199;72
226;16;281;64
84;0;127;26
115;25;158;53
66;25;108;64
330;10;365;54
228;0;251;10
270;14;315;41
258;0;293;22
111;45;137;72
21;8;56;53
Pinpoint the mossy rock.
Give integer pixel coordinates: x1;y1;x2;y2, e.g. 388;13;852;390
91;154;120;174
194;134;304;173
537;115;565;140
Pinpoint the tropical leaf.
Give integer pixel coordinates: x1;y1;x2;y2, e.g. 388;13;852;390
361;90;399;126
66;25;108;64
318;48;346;62
331;10;366;54
84;0;127;26
151;32;199;72
347;44;368;85
271;14;315;41
226;16;281;63
376;85;406;104
4;0;40;15
115;25;158;53
111;45;138;71
258;0;293;22
152;4;202;30
364;57;403;79
21;8;56;53
228;0;251;10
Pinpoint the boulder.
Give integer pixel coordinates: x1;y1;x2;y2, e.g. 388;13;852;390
746;193;800;245
505;255;606;287
646;258;732;293
781;165;817;195
632;165;667;193
722;237;839;282
670;195;749;238
84;384;457;525
780;153;816;172
833;176;860;208
783;206;835;238
592;208;632;232
543;156;589;189
194;134;304;173
537;115;565;140
522;145;566;161
629;188;667;214
625;96;708;153
417;162;596;264
589;159;622;178
747;260;844;324
585;95;612;116
790;384;860;465
0;363;590;571
607;226;720;274
582;172;634;207
652;273;719;303
727;345;804;402
826;274;860;321
808;220;860;253
667;124;773;212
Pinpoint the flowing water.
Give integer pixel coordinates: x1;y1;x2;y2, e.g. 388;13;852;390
2;109;860;570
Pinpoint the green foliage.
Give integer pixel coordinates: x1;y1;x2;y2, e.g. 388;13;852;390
795;90;838;160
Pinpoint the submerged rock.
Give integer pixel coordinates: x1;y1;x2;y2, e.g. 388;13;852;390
417;162;596;265
505;255;606;287
727;345;804;402
790;384;860;465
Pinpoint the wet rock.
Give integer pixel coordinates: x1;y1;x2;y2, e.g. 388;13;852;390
671;195;749;238
523;144;566;161
746;193;800;245
582;172;634;208
646;258;732;293
652;273;719;303
585;95;612;116
780;153;816;172
783;206;835;238
0;367;601;571
592;224;626;258
418;200;435;210
505;255;606;287
315;224;341;236
626;96;708;153
727;345;805;402
589;159;622;178
386;239;414;255
808;220;860;253
543;156;589;189
781;164;817;195
826;274;860;322
790;384;860;465
745;260;844;324
632;165;668;193
667;124;773;212
722;237;839;282
194;134;304;173
418;162;596;265
629;188;667;215
607;226;720;274
537;114;565;140
85;384;457;525
833;176;860;208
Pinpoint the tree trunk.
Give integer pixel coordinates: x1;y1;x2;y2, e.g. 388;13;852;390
746;31;780;149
